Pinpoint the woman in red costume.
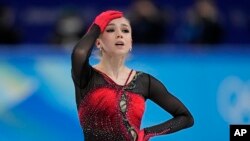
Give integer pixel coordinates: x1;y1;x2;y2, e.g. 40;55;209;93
71;10;194;141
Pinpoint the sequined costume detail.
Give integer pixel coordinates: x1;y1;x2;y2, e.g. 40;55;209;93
77;69;144;141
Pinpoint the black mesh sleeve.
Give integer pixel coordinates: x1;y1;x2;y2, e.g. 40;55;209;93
143;74;194;139
71;24;100;87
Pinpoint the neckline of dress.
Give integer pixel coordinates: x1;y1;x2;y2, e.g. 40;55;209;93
92;67;136;87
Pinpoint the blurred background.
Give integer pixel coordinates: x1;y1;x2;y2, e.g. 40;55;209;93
0;0;250;141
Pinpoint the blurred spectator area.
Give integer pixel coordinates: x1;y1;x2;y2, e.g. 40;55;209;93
0;0;249;44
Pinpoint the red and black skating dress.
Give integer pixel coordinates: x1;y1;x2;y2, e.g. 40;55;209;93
71;25;194;141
